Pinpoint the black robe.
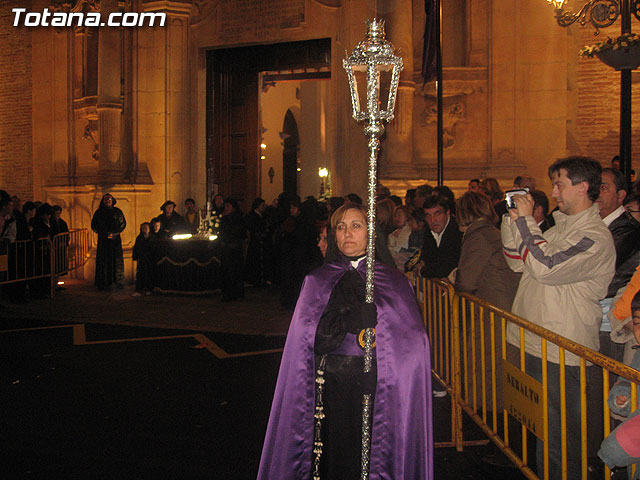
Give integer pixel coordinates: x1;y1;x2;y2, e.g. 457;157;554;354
314;264;378;479
154;212;185;239
91;205;126;289
419;217;462;279
220;211;246;301
243;210;269;286
133;233;154;292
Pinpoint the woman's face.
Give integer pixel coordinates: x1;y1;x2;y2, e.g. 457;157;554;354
223;202;234;215
393;208;407;228
317;227;328;257
335;209;367;257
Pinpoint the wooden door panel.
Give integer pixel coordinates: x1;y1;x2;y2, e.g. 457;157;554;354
210;55;258;211
207;39;330;211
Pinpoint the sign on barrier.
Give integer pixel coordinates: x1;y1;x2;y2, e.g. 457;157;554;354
503;359;544;440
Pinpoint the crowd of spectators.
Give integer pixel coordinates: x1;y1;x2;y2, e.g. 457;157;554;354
4;155;640;477
0;190;69;303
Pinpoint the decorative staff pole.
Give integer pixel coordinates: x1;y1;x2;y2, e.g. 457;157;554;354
343;19;403;480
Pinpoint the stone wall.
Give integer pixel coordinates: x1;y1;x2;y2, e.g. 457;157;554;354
0;0;33;200
571;24;640;170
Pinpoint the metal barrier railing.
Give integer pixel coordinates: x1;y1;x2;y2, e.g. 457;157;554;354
0;229;90;297
53;229;91;275
417;275;640;480
413;275;488;450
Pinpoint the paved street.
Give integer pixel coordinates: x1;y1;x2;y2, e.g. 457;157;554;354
0;281;524;479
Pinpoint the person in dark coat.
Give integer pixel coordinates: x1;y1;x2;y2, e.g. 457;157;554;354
51;205;69;237
243;197;269;286
183;198;200;234
219;197;246;301
154;201;185;239
530;189;551;232
6;201;35;302
132;222;154;295
29;203;54;298
279;198;323;310
51;205;70;284
15;201;35;241
91;193;126;290
212;194;225;216
418;196;462;279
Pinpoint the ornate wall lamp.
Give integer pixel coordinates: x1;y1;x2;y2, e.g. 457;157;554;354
546;0;640;186
546;0;638;31
341;19;402;480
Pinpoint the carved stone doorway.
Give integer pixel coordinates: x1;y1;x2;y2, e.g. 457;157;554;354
206;38;330;211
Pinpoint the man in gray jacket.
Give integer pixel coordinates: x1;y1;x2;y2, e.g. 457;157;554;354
502;156;616;479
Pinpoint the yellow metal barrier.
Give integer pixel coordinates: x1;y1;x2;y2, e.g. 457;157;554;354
0;229;90;298
413;275;489;450
52;229;91;275
418;276;640;479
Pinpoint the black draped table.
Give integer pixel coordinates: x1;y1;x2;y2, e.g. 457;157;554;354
152;239;223;294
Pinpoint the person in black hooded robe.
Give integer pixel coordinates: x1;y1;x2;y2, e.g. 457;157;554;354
29;203;54;298
243;197;269;286
154;201;185;239
91;193;126;290
219;197;246;301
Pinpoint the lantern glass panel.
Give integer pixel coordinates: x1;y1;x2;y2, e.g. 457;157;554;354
376;64;393;111
353;67;367;114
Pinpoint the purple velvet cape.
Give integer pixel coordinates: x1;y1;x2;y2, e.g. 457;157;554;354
257;256;433;480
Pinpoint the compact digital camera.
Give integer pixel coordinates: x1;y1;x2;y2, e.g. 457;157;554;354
504;187;530;209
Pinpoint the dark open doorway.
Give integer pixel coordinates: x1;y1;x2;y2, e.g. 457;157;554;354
206;38;330;211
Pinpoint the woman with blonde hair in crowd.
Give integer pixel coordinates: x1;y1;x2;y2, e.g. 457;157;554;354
480;177;508;223
376;197;397;238
388;204;413;270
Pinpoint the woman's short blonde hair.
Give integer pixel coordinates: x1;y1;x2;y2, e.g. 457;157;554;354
330;203;368;232
456;191;498;227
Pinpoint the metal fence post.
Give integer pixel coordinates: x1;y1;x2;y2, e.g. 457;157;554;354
451;290;464;451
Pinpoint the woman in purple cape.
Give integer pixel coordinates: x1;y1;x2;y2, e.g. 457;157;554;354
258;203;433;480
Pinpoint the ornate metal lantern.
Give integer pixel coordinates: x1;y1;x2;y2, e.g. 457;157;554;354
343;19;404;127
343;19;403;480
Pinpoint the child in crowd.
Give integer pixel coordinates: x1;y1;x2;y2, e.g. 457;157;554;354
403;208;426;273
151;219;162;238
598;290;640;478
132;222;153;296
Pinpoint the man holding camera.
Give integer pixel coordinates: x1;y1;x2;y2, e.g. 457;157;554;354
501;156;615;479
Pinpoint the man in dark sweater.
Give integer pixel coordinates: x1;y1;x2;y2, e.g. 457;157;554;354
419;196;462;279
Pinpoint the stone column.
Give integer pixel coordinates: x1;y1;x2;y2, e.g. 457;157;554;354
138;1;191;206
97;0;123;182
381;0;415;178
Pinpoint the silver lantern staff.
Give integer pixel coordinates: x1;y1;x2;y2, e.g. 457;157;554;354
343;19;403;480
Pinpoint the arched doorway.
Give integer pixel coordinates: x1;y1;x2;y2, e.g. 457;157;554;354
207;38;330;210
282;110;299;196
